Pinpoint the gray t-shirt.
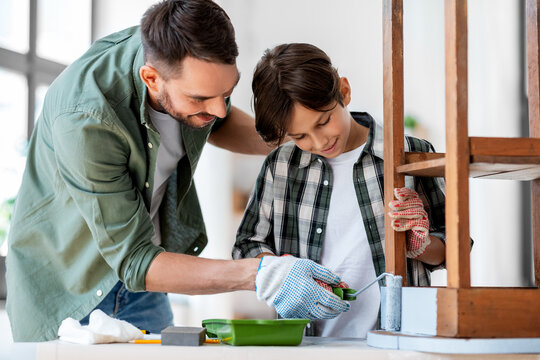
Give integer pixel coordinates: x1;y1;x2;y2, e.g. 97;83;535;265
147;105;186;245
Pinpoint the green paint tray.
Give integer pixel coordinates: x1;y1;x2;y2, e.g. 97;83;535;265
202;318;310;346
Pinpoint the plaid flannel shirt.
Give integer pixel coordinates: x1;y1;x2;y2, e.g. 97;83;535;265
233;112;446;287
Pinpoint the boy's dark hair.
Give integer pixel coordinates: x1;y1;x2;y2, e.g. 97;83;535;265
141;0;238;79
252;43;343;145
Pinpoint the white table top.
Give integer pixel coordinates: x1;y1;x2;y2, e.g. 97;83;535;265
4;337;540;360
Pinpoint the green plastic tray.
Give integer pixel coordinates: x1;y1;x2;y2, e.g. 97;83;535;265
202;318;310;346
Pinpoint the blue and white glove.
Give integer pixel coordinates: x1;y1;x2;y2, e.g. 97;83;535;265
255;255;350;319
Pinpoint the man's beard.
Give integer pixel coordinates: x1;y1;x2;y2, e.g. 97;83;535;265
157;90;216;129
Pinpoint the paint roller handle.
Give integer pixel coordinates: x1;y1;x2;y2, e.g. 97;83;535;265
344;273;402;300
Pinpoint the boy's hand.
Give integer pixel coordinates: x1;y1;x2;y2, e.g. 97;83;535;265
255;256;350;319
388;187;431;258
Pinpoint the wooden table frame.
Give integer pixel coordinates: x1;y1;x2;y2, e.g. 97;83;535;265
383;0;540;338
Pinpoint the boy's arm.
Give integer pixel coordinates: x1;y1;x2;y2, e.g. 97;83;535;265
389;139;449;268
407;139;449;268
415;235;445;265
415;168;449;268
233;156;278;259
388;187;445;265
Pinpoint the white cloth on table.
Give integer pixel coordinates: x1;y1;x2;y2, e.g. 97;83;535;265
57;309;143;344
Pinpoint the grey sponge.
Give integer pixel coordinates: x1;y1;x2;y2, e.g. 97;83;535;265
161;326;206;346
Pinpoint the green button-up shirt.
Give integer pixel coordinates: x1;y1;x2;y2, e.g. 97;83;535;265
6;26;229;341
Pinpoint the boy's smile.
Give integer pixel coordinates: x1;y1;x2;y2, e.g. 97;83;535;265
321;138;338;155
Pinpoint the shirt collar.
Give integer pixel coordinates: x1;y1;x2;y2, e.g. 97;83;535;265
132;35;150;127
297;111;384;169
357;112;385;160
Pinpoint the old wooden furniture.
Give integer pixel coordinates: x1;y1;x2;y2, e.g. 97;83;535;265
383;0;540;338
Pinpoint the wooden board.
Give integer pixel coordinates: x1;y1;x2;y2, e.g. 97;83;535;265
444;0;470;289
398;137;540;180
397;157;540;180
526;0;540;287
383;0;407;282
398;287;540;338
437;288;540;338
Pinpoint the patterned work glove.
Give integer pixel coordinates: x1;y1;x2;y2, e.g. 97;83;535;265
255;255;350;320
314;279;349;293
388;187;431;258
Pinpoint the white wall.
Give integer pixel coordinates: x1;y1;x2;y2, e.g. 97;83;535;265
94;0;531;324
467;0;526;286
93;0;156;40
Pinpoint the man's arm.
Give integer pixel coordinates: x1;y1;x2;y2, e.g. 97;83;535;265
256;252;275;258
145;251;350;321
208;106;274;155
145;252;260;294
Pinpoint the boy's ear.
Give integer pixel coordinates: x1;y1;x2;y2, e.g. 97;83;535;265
339;77;352;106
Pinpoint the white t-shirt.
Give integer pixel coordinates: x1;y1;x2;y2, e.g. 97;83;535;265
316;144;380;338
147;106;186;245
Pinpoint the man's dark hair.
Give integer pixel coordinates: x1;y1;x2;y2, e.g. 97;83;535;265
252;43;343;145
141;0;238;79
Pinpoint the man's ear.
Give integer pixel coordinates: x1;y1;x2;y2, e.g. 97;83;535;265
339;77;352;106
139;65;161;93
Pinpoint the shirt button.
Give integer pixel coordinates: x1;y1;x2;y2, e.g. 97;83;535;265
316;228;323;234
145;182;150;188
148;142;153;149
323;180;329;186
193;246;199;252
96;290;103;297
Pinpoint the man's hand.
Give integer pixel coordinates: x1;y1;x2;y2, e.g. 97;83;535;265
255;256;350;319
388;187;431;258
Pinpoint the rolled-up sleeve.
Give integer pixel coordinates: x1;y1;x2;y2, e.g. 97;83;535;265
52;111;163;291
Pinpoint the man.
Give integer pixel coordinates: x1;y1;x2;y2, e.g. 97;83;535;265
6;0;349;342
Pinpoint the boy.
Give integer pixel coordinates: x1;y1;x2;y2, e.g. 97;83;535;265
233;43;446;338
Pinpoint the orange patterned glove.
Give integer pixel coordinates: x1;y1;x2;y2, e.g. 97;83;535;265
314;279;349;293
388;187;431;258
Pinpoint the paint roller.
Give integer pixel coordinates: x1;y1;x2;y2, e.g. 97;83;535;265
343;272;402;332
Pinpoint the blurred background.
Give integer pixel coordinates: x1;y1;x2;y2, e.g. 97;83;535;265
0;0;534;343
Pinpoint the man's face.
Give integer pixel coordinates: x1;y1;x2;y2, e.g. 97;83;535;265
287;102;356;159
154;56;240;128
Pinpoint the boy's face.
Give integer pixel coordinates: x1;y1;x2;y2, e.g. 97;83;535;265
286;78;364;158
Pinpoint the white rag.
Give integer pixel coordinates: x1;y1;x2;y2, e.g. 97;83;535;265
57;309;144;344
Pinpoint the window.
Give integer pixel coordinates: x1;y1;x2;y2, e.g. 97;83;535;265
0;69;27;200
37;0;92;65
0;0;93;209
0;1;29;54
